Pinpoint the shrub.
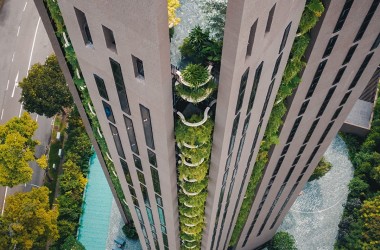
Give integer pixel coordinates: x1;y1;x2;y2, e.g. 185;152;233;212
309;157;332;181
182;64;210;87
268;231;297;250
122;222;139;240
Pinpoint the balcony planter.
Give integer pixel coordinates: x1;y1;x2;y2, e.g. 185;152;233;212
178;161;208;181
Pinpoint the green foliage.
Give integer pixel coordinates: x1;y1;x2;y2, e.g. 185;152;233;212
360;195;380;247
176;116;214;146
180;26;222;64
0;113;46;187
61;235;85;250
348;177;370;199
181;179;208;194
309;157;332;181
268;231;297;250
178;161;209;181
182;64;210;87
229;1;324;246
201;0;227;41
0;187;59;249
176;79;217;103
19;55;73;117
122;222;139;240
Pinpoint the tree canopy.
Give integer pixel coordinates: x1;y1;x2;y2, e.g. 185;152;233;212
167;0;180;28
0;113;47;187
268;231;297;250
0;187;59;249
19;54;73;118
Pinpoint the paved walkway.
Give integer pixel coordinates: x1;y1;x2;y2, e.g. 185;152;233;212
279;136;354;250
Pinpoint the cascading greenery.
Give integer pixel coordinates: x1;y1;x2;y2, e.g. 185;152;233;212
175;64;216;249
228;0;324;246
44;0;131;220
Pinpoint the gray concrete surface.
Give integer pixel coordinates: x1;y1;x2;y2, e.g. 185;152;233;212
0;0;53;213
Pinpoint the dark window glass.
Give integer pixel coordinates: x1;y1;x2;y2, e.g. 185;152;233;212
298;144;307;155
157;206;166;225
147;149;157;167
102;25;116;52
141;184;150;207
155;194;163;206
247;62;264;114
102;101;115;123
334;0;354;33
281;144;290;156
303;119;320;144
287;116;302;144
306;60;327;99
151;167;161;194
298;100;310;116
137;170;146;184
272;53;283;79
333;66;347;85
293;155;301;165
307;145;320;165
317;86;337;118
162;233;168;246
371;32;380;50
332;106;343;120
340;91;352;105
228;113;241;154
323;35;338;58
260;79;275;120
128;185;136;197
74;7;93;45
279;22;292;53
110;58;131;114
120;159;133;185
273;156;285;176
246;19;258;57
124;115;139;155
236;68;250;114
161;225;167;234
266;4;276;32
94;74;109;100
133;155;143;170
132;196;139;207
318;122;334;145
140;105;155;149
354;0;379;42
135;206;143;222
349;53;374;89
109;124;125;159
236;136;246;164
242;113;251;135
342;44;358;65
132;55;145;78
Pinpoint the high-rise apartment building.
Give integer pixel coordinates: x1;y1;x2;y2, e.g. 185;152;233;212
34;0;379;249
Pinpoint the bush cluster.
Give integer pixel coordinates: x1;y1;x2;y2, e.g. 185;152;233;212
229;0;324;246
336;91;380;249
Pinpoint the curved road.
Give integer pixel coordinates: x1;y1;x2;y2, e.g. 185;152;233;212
0;0;53;213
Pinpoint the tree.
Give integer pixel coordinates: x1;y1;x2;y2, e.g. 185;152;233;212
0;187;59;249
59;160;87;195
360;195;380;248
0;113;47;187
309;157;332;181
167;0;180;28
61;235;85;250
268;231;297;250
19;54;73;118
122;222;139;240
348;177;369;199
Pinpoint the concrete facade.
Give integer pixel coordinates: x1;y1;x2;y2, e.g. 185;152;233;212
35;0;380;249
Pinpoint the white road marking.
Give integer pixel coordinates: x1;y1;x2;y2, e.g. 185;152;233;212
11;71;19;98
1;187;8;215
0;109;4;120
35;114;39;121
23;2;28;12
27;17;40;75
11;52;15;62
18;104;23;118
6;80;9;90
17;26;20;36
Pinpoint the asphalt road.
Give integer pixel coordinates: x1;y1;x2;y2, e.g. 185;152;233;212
0;0;53;214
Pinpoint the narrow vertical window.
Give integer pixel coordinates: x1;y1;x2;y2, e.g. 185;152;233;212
151;166;161;194
74;7;93;46
147;149;157;167
102;25;116;52
265;4;276;33
247;61;264;114
124;115;139;155
228;113;240;154
140;184;150;206
102;101;115;123
316;86;337;118
272;53;283;79
109;124;125;159
342;44;358;65
340;91;352;105
94;74;109;100
348;53;374;89
334;0;354;33
370;33;380;50
323;35;338;58
279;22;292;53
132;55;145;79
120;159;133;185
133;155;143;170
236;68;250;114
246;19;258;57
140;105;155;150
332;66;347;85
332;106;343;120
354;0;379;42
298;100;310;116
110;58;131;115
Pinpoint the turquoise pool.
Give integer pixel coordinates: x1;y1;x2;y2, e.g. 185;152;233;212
78;154;141;250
